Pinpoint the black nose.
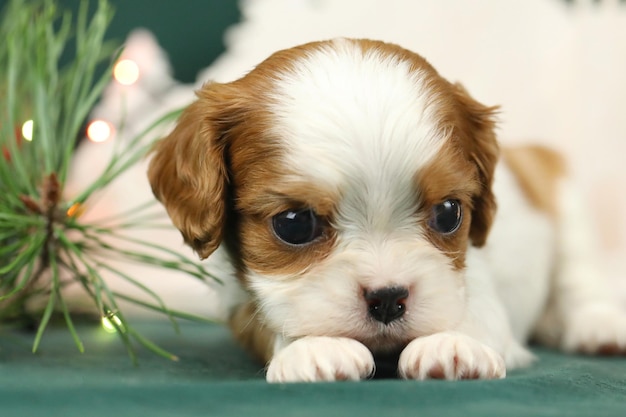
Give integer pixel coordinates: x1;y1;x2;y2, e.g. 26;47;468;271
364;287;409;324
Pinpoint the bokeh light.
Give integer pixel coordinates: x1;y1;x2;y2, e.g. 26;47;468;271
113;59;140;85
22;120;34;141
101;314;124;334
66;202;85;218
86;119;113;143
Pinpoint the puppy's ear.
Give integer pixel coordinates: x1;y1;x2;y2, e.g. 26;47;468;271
453;84;500;247
148;83;239;259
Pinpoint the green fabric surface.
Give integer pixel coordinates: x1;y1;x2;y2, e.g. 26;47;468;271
1;322;625;417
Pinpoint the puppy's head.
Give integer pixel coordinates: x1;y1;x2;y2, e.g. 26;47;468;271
148;39;498;353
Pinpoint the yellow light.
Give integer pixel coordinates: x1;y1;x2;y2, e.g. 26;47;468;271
86;119;113;143
66;202;85;218
113;59;140;85
101;314;124;334
22;120;34;141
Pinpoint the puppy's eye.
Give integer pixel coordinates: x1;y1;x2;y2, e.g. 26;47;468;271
429;199;462;235
272;208;323;245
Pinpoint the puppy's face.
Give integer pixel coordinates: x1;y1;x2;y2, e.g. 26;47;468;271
149;39;498;354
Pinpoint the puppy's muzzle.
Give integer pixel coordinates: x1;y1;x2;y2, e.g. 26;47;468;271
365;287;409;324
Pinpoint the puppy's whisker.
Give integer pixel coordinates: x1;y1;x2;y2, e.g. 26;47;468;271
241;307;262;333
442;250;463;263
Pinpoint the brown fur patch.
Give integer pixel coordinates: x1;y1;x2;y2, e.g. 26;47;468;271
147;96;230;259
235;182;338;276
443;83;500;247
236;181;339;219
237;215;337;277
413;82;499;269
502;145;566;216
147;42;312;261
229;301;275;364
415;142;480;270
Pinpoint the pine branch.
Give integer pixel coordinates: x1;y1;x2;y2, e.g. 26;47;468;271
0;0;219;361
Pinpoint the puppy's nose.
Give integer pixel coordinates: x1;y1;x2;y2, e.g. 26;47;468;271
364;287;409;324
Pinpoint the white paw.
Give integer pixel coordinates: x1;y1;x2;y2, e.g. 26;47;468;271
398;332;506;380
561;304;626;355
266;336;375;383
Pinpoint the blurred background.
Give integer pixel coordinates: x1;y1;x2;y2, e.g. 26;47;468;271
58;0;626;318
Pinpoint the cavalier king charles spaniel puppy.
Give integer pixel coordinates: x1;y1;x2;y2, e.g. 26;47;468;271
148;38;626;382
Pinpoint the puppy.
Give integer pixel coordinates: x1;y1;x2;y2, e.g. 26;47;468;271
148;38;626;382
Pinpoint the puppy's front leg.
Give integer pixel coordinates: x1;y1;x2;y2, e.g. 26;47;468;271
398;331;506;380
399;252;532;380
266;336;375;383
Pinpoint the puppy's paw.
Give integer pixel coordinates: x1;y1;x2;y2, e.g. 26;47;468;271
561;304;626;355
398;332;506;380
266;336;375;383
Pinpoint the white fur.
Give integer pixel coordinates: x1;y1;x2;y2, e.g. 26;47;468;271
253;161;543;382
270;38;445;199
474;163;554;347
266;336;375;383
398;331;506;380
534;179;626;353
248;235;467;351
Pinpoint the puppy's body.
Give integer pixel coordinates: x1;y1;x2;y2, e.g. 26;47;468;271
149;38;626;382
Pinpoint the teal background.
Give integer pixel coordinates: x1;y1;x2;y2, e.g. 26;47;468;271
55;0;241;83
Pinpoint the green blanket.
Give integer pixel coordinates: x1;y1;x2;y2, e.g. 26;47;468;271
1;322;624;417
